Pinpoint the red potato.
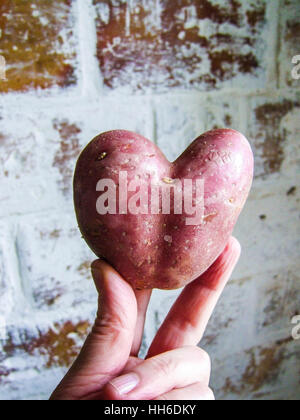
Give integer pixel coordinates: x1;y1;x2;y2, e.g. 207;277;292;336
74;129;254;290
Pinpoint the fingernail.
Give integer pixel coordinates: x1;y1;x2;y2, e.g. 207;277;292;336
109;373;140;395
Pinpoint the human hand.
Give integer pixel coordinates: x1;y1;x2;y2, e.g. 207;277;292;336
50;237;241;400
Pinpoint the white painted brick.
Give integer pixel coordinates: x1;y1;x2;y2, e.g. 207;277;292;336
0;313;93;400
253;263;300;339
16;212;96;311
211;338;300;400
202;280;257;358
0;97;153;218
0;223;15;322
154;94;247;163
247;94;300;178
233;180;300;278
154;95;207;162
278;0;300;88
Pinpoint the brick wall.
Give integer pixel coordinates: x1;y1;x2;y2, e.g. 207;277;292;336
0;0;299;400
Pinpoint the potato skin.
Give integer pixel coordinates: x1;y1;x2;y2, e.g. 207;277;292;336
74;129;254;290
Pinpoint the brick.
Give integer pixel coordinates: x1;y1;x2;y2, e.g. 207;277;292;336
0;224;14;320
204;95;246;133
16;213;96;310
247;95;300;178
279;0;300;88
0;0;77;93
202;280;255;357
0;111;68;217
93;0;268;93
0;98;153;217
234;180;300;278
212;338;300;400
52;119;83;197
154;96;206;162
254;265;300;337
47;99;153;196
0;316;91;399
154;94;243;162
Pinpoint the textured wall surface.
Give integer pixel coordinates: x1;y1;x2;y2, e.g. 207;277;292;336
0;0;299;400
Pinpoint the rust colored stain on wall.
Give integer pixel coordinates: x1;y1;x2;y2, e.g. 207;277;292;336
0;0;76;92
222;338;294;397
252;100;300;175
1;321;90;370
93;0;266;92
53;119;82;196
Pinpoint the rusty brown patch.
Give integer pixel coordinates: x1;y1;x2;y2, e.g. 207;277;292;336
222;338;294;396
93;0;265;91
246;7;266;31
40;228;62;240
33;285;63;308
0;366;15;384
77;261;91;277
287;186;297;196
3;321;90;369
53;119;81;195
254;100;299;175
224;114;233;126
0;0;76;93
285;21;300;42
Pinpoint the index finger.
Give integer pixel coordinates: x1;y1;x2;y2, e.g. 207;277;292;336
147;237;241;358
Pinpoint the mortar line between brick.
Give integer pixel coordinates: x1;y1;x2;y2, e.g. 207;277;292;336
77;0;103;98
1;87;299;110
13;233;34;308
151;99;158;145
274;0;282;90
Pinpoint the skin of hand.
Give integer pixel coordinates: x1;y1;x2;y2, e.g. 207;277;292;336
50;237;241;401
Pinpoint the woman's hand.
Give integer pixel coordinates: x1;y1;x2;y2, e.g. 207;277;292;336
50;237;241;400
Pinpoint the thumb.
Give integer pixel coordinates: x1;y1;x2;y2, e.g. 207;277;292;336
51;260;137;400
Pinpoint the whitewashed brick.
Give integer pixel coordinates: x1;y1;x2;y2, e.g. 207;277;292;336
0;97;153;217
93;0;270;93
0;224;15;322
254;264;300;339
155;94;247;162
154;96;206;162
0;314;93;400
279;0;300;88
212;338;300;400
16;213;97;311
247;94;300;178
234;180;300;278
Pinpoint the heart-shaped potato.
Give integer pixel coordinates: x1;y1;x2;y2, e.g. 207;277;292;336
74;129;253;290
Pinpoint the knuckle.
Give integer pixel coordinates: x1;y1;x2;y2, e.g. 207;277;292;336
155;394;168;401
148;355;173;378
187;346;211;368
